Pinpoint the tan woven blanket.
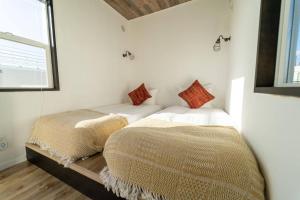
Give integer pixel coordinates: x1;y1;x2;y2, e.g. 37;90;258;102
101;119;265;200
28;109;128;166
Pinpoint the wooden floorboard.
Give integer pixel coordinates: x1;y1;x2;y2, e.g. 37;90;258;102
0;161;90;200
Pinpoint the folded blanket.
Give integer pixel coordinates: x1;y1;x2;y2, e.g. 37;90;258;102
28;109;128;166
101;119;265;200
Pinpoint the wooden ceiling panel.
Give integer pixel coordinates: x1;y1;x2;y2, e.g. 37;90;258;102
156;0;168;10
104;0;191;20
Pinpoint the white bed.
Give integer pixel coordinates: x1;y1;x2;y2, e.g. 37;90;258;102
146;106;235;127
93;103;163;124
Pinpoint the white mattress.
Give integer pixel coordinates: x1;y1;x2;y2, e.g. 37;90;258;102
147;106;235;127
92;103;163;124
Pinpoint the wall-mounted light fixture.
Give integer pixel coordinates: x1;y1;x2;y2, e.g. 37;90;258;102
123;51;135;60
213;35;231;52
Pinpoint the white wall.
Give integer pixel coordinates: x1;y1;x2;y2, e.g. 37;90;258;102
226;0;300;200
0;0;130;170
126;0;231;107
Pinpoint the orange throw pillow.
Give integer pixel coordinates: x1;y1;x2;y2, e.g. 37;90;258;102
178;80;215;109
128;83;152;105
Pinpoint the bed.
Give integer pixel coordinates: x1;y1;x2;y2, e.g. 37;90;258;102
27;103;162;167
26;106;264;200
101;106;265;200
25;103;162;199
145;105;235;126
93;103;163;124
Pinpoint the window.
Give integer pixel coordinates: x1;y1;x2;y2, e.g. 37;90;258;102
276;0;300;86
255;0;300;97
0;0;59;91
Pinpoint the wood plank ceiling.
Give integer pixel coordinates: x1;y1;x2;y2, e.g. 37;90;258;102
104;0;192;20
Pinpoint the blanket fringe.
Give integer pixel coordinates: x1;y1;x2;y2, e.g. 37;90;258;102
28;138;74;167
100;167;167;200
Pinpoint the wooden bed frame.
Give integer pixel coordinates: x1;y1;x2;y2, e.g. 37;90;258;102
25;144;124;200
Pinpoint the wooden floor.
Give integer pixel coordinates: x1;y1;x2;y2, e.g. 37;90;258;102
0;161;91;200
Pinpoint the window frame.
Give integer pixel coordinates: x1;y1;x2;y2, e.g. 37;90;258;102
255;0;300;97
0;0;59;92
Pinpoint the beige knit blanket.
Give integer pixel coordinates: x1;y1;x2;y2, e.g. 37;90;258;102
101;119;265;200
28;109;128;166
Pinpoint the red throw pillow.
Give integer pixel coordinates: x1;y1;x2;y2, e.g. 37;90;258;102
128;84;152;106
178;80;215;109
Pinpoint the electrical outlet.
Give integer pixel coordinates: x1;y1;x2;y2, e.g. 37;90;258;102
0;137;8;151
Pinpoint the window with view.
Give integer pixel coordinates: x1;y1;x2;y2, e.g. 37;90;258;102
276;0;300;86
0;0;59;91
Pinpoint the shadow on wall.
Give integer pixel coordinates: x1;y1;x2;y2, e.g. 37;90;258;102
228;77;245;131
0;92;44;170
0;94;15;169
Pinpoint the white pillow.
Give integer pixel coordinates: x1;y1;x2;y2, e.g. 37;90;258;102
143;89;158;105
178;84;214;108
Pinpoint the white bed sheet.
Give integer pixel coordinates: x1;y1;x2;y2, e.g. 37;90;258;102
92;103;163;124
147;106;235;127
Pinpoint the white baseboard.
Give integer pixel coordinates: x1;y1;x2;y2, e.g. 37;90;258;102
0;154;26;171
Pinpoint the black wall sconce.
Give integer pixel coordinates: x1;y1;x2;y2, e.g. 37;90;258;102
213;35;231;52
123;51;135;60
